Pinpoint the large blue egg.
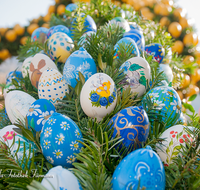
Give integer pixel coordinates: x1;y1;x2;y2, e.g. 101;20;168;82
6;71;23;84
51;25;72;39
112;146;165;190
142;86;182;128
46;26;56;39
66;3;78;12
113;37;140;59
63;47;97;88
31;27;49;43
123;29;145;54
40;112;83;167
26;99;56;132
145;43;165;64
109;106;149;148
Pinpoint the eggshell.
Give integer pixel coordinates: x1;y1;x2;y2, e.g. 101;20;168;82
38;68;69;105
5;90;36;125
110;17;130;32
80;73;117;121
3;83;16;99
22;57;32;78
31;27;49;43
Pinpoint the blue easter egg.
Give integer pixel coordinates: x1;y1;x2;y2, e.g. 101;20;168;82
129;22;142;31
145;43;165;63
78;31;96;47
6;71;23;84
26;99;56;132
40;112;83;167
114;37;140;59
66;3;78;12
142;86;182;128
110;17;130;33
31;27;49;43
123;29;145;54
46;26;56;39
109;106;149;148
51;25;72;38
63;47;97;88
112;146;165;190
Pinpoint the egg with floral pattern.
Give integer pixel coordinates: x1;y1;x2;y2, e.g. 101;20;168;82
40;112;83;167
38;68;69;105
27;99;56;132
80;73;117;121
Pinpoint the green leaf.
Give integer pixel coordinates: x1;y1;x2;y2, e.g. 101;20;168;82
166;147;170;154
169;138;173;147
174;145;181;151
188;94;197;102
78;72;85;85
171;151;179;156
182;102;195;113
98;53;107;71
129;64;144;71
74;81;82;96
139;76;147;87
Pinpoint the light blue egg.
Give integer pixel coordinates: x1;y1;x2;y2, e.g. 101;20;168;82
51;25;72;38
66;3;78;12
46;26;56;39
6;71;23;84
110;17;130;33
129;22;142;31
112;146;165;190
63;47;97;88
31;27;49;43
40;112;83;167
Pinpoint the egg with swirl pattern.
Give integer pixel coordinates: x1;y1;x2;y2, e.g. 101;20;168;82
108;106;149;148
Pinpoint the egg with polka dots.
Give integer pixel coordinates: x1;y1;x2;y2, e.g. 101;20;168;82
38;68;69;105
48;32;74;63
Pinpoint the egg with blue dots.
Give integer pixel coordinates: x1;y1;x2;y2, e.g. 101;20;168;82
38;68;69;105
40;112;83;168
80;73;117;121
109;17;130;33
63;47;97;88
26;99;56;132
48;32;74;63
31;27;49;44
112;146;165;190
108;106;149;149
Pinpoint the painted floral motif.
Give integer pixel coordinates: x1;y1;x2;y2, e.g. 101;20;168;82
70;141;79;151
3;131;16;141
60;121;70;130
37;110;55;125
75;129;81;138
55;134;65;145
46;156;54;164
44;127;52;137
43;140;51;149
66;155;76;164
53;149;63;159
170;100;181;114
27;104;42;116
47;118;56;125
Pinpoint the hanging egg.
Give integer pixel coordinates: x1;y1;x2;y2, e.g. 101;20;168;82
41;166;82;190
158;63;173;85
66;3;78;12
145;43;165;63
5;90;36;125
40;113;83;167
112;146;165;190
63;47;97;88
78;31;96;47
22;57;32;78
123;29;145;54
38;68;69;105
46;26;56;39
109;106;149;148
156;125;193;165
27;99;56;132
6;71;23;84
119;57;151;97
113;37;140;59
31;27;49;44
51;25;72;39
110;17;130;33
80;73;117;121
142;86;182;128
29;53;58;89
48;32;74;63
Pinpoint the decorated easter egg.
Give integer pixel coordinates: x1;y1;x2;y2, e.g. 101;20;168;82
41;166;83;190
6;71;23;84
51;25;72;38
38;68;69;105
3;83;16;98
123;29;145;53
113;37;140;59
27;99;56;132
175;112;186;124
80;73;117;121
63;47;97;88
142;86;182;128
31;27;48;43
156;125;193;165
110;17;130;33
112;146;165;190
129;22;142;31
5;90;36;125
78;31;96;47
109;106;149;148
158;63;173;85
46;26;56;39
40;112;83;167
29;53;58;89
66;3;78;12
145;43;165;63
48;32;74;63
22;57;32;78
119;57;151;97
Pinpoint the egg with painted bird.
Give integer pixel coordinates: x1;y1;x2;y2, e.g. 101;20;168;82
51;25;72;39
142;86;182;128
41;166;83;190
38;68;69;105
119;57;151;97
80;73;117;121
145;43;165;63
63;47;97;88
113;37;140;59
110;17;130;33
48;32;74;63
26;99;56;132
31;27;49;44
40;112;83;167
5;90;36;125
112;146;165;190
29;53;58;89
22;57;32;78
6;70;23;84
78;31;96;48
158;63;173;85
109;106;149;148
65;3;78;12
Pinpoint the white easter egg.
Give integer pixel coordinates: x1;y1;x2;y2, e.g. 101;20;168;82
80;73;117;121
119;57;151;97
22;57;32;78
5;90;36;125
158;63;173;84
38;68;69;105
156;125;194;165
3;83;16;99
29;53;58;89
